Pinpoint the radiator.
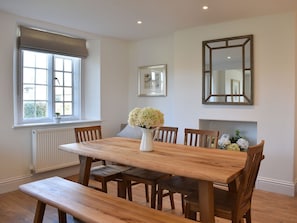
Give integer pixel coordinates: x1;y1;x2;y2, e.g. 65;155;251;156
32;127;79;173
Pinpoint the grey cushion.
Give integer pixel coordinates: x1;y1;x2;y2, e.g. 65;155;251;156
116;125;142;139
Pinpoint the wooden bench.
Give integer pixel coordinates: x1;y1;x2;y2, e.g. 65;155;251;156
19;176;194;223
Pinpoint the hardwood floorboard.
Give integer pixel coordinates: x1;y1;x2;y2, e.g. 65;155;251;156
0;176;296;222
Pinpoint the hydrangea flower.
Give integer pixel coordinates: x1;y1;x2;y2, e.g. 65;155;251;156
218;134;231;149
226;143;240;151
128;107;164;129
236;138;249;151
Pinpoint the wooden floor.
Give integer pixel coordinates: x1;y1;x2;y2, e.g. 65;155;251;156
0;176;296;223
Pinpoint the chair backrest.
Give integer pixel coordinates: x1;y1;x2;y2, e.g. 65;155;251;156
184;128;219;148
234;140;264;221
74;125;102;143
153;126;178;144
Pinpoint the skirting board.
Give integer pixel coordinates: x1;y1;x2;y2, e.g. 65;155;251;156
1;169;296;197
256;176;296;197
0;165;80;194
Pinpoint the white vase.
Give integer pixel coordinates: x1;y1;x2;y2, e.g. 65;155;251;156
140;128;154;152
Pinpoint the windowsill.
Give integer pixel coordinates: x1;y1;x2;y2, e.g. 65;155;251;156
13;119;103;128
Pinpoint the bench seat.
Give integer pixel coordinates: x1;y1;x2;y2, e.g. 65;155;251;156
19;176;194;223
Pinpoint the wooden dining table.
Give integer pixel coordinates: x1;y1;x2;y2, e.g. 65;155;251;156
59;137;246;223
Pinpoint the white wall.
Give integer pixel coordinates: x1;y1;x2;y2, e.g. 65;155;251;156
129;13;297;196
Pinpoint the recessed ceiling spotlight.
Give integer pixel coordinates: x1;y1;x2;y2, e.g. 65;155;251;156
137;20;142;24
227;56;231;60
202;5;208;10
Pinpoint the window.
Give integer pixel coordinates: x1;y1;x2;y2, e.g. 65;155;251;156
18;50;81;124
15;26;88;125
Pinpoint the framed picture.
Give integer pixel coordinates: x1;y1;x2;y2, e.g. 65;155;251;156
138;64;167;96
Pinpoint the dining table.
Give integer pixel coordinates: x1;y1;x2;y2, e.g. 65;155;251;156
59;136;246;223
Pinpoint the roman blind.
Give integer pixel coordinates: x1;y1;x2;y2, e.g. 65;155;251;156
18;26;88;58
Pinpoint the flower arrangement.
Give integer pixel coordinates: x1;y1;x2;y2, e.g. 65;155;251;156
218;130;249;151
128;107;164;129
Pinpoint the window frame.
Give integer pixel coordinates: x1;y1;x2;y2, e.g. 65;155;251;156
16;49;82;125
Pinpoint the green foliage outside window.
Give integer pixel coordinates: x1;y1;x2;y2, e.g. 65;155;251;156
24;103;47;118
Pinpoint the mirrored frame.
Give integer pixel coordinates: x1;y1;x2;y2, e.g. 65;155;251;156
202;35;254;105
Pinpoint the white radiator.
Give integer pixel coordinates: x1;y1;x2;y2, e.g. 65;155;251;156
32;127;79;173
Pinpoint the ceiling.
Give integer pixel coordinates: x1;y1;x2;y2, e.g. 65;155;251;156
0;0;296;40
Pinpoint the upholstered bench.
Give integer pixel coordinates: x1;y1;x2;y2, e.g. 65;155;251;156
19;176;193;223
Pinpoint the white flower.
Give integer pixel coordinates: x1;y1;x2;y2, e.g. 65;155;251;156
218;134;231;149
236;138;249;150
128;107;164;129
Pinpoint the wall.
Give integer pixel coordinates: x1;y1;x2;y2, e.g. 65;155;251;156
129;13;296;196
0;11;130;193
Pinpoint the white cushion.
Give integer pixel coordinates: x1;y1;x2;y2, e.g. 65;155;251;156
116;125;142;139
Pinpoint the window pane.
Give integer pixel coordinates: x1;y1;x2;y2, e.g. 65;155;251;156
55;72;63;86
55;87;63;101
36;102;48;117
23;68;35;84
64;59;72;72
23;51;36;67
64;72;72;86
23;101;35;118
55;102;63;115
36;69;47;84
64;102;72;115
36;85;48;100
55;57;63;71
64;87;72;101
23;85;35;100
35;53;48;69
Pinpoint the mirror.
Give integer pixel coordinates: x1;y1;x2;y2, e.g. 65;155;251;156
202;35;253;105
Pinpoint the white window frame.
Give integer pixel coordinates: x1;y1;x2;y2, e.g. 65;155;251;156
16;49;81;125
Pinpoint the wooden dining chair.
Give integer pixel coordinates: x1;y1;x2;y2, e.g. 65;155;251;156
122;126;178;209
74;126;130;196
157;128;219;213
184;140;265;223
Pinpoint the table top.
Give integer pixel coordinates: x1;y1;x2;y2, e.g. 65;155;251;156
59;137;246;184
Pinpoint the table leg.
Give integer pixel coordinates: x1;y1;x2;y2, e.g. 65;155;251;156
198;180;215;223
78;155;92;186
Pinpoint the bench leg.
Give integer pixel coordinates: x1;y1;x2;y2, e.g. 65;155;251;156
58;209;67;223
34;200;46;223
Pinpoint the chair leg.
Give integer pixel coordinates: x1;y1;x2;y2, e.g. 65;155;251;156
245;209;252;223
101;180;108;193
126;180;133;201
184;202;197;221
181;193;185;213
58;209;67;223
34;200;46;223
150;184;157;209
117;180;126;198
145;184;149;203
169;191;175;210
157;187;163;210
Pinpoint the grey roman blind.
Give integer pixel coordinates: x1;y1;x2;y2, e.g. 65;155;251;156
18;26;88;58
